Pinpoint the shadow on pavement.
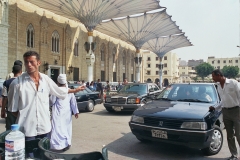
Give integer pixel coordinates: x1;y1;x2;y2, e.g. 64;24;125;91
91;109;133;117
0;119;5;124
105;132;226;160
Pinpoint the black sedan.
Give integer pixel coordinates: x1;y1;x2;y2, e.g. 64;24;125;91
68;84;101;112
129;83;224;155
104;83;162;112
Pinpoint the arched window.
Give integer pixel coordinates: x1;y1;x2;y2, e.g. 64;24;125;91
100;43;105;61
74;39;79;56
26;24;34;48
52;30;60;53
122;50;126;65
112;47;116;63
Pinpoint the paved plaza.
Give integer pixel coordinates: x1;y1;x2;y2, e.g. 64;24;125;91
0;104;235;160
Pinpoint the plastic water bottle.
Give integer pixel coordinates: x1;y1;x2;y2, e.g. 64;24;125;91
5;124;25;160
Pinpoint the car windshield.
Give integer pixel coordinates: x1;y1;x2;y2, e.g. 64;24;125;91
156;84;217;103
119;84;147;95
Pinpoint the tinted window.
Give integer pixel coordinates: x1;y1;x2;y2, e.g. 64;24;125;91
76;89;88;95
85;87;93;93
153;84;159;91
157;84;217;103
119;84;147;95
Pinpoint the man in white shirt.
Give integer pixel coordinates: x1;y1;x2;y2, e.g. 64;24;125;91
209;69;240;160
7;51;85;144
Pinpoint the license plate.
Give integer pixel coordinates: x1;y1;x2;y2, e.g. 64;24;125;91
151;129;168;139
112;106;123;111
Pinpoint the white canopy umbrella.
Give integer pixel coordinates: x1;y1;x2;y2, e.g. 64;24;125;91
96;9;182;81
25;0;162;82
142;33;193;88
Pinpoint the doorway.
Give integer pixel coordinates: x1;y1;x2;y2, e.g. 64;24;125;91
101;71;105;81
113;72;117;82
73;67;79;81
164;78;169;87
51;68;59;83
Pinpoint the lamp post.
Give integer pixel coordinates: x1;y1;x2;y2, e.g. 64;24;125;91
134;51;142;82
158;57;164;89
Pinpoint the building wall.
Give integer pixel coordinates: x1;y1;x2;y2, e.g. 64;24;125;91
207;56;240;70
0;0;9;79
142;51;179;84
7;0;136;82
179;66;195;83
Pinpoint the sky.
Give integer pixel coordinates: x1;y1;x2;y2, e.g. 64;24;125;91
160;0;239;61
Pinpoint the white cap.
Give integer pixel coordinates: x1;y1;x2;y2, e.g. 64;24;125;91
57;74;67;84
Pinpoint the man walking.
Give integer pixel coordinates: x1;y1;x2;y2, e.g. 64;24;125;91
1;65;22;130
7;51;85;157
49;74;79;151
209;69;240;160
96;79;103;102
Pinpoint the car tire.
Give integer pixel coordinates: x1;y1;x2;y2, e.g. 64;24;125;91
106;109;115;113
86;100;94;112
136;137;151;143
201;125;223;155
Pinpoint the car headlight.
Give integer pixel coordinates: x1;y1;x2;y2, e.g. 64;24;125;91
181;122;207;130
76;96;81;99
127;99;135;104
127;98;141;104
105;98;111;103
131;115;144;124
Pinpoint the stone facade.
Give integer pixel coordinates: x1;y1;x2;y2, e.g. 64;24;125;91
0;0;9;79
5;0;136;82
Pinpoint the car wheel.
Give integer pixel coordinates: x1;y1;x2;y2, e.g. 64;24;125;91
106;109;115;113
136;137;151;143
201;125;223;155
86;100;94;112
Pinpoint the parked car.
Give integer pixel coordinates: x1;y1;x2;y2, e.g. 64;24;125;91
68;84;101;112
129;83;224;155
104;83;162;112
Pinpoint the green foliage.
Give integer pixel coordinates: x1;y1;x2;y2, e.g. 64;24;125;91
221;66;239;78
192;76;198;82
195;62;214;81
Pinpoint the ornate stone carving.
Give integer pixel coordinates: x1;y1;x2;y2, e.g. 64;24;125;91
65;24;72;50
40;12;48;44
0;0;8;24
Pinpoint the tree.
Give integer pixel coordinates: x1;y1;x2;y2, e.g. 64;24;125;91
195;62;214;81
221;66;239;78
192;76;198;82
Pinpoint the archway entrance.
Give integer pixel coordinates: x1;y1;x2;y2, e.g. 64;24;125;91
163;78;169;87
147;78;152;83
